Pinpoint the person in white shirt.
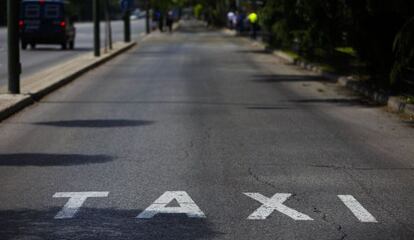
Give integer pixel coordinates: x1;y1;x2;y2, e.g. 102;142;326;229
227;11;236;29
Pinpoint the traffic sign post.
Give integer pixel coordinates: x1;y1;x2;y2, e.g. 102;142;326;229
93;0;101;57
123;10;131;43
120;0;133;43
145;0;150;34
7;0;21;94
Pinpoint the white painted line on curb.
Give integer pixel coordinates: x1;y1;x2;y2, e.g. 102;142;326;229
338;195;378;223
53;192;109;219
137;191;206;219
244;193;313;221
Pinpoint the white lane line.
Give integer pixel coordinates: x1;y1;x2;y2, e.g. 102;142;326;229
137;191;206;219
53;192;109;219
338;195;378;223
244;193;313;221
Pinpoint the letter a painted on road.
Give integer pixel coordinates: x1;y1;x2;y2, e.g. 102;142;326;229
244;193;313;221
137;191;206;219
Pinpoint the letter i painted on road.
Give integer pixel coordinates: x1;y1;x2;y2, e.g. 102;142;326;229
338;195;378;223
53;192;109;219
137;191;206;219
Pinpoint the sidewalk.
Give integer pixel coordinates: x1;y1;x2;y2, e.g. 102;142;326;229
0;41;136;121
0;20;182;122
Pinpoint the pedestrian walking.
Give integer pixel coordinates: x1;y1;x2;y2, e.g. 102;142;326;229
158;12;164;32
233;11;239;30
166;10;174;33
237;11;246;34
227;11;236;29
152;10;160;31
248;11;258;39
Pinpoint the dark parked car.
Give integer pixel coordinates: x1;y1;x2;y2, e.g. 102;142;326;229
20;0;76;50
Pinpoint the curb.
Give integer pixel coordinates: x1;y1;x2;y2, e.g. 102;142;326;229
29;41;136;100
0;94;33;122
0;41;136;122
223;28;414;116
387;97;414;115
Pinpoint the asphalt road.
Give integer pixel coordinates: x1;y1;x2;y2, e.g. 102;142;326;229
0;20;145;89
0;21;413;240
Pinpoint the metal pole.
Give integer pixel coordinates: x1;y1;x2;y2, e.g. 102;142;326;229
145;0;150;34
103;0;108;53
124;9;131;42
7;0;21;94
93;0;100;57
106;0;113;50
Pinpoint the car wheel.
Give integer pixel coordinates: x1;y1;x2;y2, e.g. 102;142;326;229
61;42;67;50
30;43;36;49
69;41;74;50
22;42;28;50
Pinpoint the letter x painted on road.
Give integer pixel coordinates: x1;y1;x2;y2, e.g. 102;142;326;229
244;193;313;221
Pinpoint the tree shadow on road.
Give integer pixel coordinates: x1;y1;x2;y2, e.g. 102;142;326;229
403;120;414;127
27;47;93;52
246;106;291;110
235;49;270;54
291;98;382;107
0;208;221;240
0;153;113;166
33;119;154;128
251;74;327;83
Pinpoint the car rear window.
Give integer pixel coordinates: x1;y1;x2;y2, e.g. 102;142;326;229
44;4;61;19
23;3;62;19
24;4;40;18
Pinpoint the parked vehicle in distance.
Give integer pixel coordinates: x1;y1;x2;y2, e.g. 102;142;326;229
20;0;76;50
130;9;146;20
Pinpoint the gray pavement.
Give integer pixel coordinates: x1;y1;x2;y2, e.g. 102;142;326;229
0;20;145;89
0;21;413;240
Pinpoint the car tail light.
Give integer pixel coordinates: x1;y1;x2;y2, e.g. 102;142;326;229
59;21;66;28
19;20;24;29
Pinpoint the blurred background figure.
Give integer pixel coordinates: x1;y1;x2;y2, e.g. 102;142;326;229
152;10;160;31
158;11;164;32
166;10;174;33
236;11;246;34
248;11;258;39
227;10;235;29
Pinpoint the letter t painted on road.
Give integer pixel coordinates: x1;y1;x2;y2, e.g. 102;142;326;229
53;192;109;219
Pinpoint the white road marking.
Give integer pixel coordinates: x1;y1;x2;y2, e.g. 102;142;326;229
338;195;378;223
244;193;313;221
53;192;109;219
137;191;206;219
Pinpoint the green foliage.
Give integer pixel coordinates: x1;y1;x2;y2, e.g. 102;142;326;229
0;1;6;26
391;17;414;85
194;4;204;19
260;0;414;88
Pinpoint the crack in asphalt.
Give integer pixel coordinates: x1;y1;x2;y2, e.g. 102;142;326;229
313;207;348;240
248;167;279;189
247;168;349;240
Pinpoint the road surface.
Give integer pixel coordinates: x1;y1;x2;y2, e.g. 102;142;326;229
0;20;145;89
0;21;413;240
